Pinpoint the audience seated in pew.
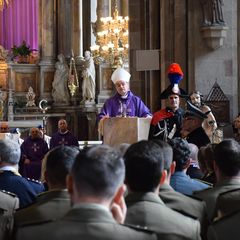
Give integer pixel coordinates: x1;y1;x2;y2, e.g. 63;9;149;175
168;137;210;196
154;140;209;239
124;140;201;240
194;139;240;222
0;139;45;209
13;146;79;233
14;145;157;240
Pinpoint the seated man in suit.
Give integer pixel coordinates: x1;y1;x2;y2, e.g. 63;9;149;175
124;140;201;240
14;146;79;230
0;139;45;209
194;139;240;222
15;145;157;240
154;140;208;239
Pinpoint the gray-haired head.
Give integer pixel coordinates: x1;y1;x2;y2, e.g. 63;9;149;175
0;139;21;165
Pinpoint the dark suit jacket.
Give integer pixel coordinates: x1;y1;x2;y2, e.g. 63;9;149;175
194;178;240;221
15;204;157;240
125;192;201;240
160;183;209;239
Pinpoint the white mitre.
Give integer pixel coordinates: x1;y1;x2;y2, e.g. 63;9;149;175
111;68;131;84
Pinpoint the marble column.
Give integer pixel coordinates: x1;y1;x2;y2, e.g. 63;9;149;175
38;0;56;101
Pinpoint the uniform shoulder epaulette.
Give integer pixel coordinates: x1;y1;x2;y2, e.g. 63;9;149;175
213;208;240;223
27;178;42;184
185;193;206;202
171;208;198;220
18;219;54;228
122;223;155;234
0;189;18;198
193;187;213;199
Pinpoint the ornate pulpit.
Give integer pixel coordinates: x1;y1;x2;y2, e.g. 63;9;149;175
103;117;151;147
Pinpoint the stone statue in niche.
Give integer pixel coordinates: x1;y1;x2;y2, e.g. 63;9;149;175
52;54;70;105
81;50;96;103
200;0;225;26
212;0;225;25
26;86;36;107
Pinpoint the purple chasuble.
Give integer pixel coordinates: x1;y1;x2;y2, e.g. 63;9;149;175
20;137;49;180
98;91;152;121
50;131;79;149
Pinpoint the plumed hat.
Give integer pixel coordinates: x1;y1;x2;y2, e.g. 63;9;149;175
111;68;131;84
160;63;186;99
184;101;208;119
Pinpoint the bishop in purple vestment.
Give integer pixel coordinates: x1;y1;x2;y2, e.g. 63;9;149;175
50;119;79;149
20;128;49;180
98;68;152;122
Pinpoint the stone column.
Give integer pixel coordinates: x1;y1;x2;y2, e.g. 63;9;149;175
121;0;129;17
39;0;56;64
94;0;114;105
39;0;56;101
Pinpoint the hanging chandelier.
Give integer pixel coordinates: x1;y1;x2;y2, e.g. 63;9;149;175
0;0;10;11
90;0;129;68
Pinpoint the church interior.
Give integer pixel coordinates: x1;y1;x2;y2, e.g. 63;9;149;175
0;0;239;140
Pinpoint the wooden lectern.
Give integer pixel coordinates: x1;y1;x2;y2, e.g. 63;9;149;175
103;117;151;147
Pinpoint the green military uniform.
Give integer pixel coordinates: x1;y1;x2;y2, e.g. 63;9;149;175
14;189;70;228
0;190;19;240
207;210;240;240
160;183;209;239
0;190;19;215
194;178;240;221
15;203;157;240
215;188;240;217
125;192;201;240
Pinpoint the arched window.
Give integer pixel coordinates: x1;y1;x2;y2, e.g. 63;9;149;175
0;0;38;50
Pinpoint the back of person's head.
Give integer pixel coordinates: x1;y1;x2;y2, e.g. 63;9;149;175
204;143;218;172
71;145;125;199
115;143;130;157
188;143;199;160
124;140;164;192
168;137;191;171
214;139;240;177
0;139;20;165
46;146;79;188
197;146;207;174
152;139;173;172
